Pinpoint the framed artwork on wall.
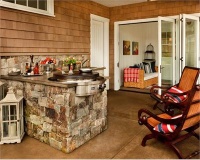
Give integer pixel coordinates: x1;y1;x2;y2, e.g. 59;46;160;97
132;42;139;55
123;40;130;55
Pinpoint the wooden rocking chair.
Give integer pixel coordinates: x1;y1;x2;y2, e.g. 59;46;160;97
150;66;200;113
138;85;200;159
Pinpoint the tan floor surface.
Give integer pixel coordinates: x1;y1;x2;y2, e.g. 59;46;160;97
0;90;199;159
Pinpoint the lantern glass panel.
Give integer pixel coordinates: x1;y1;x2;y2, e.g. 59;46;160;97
19;101;23;117
10;105;17;120
3;122;9;137
9;122;17;137
2;105;9;121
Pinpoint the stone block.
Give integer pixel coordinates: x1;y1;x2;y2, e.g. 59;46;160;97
55;95;65;105
1;58;7;68
16;89;23;97
38;97;47;107
7;58;15;68
49;138;62;151
1;68;8;75
31;90;41;98
37;128;44;137
43;122;52;132
71;127;80;136
77;108;87;119
54;104;60;113
34;84;44;91
44;116;53;124
30;114;43;125
91;125;101;138
71;119;82;129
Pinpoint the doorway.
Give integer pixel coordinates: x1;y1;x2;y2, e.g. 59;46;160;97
114;14;200;91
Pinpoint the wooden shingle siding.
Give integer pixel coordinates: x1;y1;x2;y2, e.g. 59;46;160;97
0;1;109;56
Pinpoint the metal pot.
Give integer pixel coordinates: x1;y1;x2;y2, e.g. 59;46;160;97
79;68;92;73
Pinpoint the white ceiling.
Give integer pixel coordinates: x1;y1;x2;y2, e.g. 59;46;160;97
91;0;148;7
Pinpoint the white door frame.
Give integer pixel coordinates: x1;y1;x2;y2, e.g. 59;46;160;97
90;14;110;89
114;18;158;90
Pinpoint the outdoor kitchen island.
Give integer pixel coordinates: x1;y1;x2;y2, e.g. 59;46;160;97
0;71;107;153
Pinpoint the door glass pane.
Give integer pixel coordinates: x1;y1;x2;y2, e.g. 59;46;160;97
2;105;9;121
3;0;15;3
28;0;37;8
161;21;173;86
10;105;17;120
16;0;27;6
185;19;196;67
39;0;47;10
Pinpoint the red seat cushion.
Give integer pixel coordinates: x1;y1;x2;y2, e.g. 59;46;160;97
153;114;182;133
164;86;187;103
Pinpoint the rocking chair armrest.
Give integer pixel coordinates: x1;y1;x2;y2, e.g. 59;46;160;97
150;85;170;94
162;90;190;96
138;109;182;125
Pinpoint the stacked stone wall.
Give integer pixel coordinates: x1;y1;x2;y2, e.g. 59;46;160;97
1;80;107;153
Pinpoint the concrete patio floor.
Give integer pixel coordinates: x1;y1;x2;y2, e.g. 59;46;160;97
0;90;199;159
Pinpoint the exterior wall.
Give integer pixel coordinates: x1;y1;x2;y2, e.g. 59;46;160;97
0;0;109;56
109;1;200;89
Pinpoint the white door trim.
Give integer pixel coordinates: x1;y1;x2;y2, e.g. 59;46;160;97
90;14;110;89
114;17;158;90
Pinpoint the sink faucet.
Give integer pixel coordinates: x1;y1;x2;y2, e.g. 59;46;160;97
81;59;89;68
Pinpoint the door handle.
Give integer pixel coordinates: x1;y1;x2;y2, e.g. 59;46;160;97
117;62;119;67
160;65;164;73
180;57;183;61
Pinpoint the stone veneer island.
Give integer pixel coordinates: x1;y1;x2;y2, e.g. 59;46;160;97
0;74;107;153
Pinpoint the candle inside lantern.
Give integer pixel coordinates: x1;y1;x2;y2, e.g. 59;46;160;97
9;123;17;137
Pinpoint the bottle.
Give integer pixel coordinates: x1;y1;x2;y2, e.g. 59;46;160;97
25;63;29;73
33;63;39;75
69;63;73;74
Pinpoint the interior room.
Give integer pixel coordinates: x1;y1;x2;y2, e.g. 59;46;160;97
119;22;159;89
0;0;199;159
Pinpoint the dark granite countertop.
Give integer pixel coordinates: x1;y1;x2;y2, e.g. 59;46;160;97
0;73;77;88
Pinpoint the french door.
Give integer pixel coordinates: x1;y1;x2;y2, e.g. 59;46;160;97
181;14;199;70
158;14;199;87
158;17;175;87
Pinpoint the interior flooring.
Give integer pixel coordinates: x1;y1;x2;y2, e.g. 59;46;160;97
0;90;199;159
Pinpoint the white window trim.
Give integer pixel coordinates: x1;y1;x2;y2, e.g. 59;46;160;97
0;0;55;17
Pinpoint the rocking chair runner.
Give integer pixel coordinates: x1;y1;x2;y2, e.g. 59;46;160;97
150;66;200;113
138;85;200;159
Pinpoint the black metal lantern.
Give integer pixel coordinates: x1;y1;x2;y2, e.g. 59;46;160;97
144;43;155;60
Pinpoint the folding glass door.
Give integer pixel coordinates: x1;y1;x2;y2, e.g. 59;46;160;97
181;14;199;70
158;17;175;87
